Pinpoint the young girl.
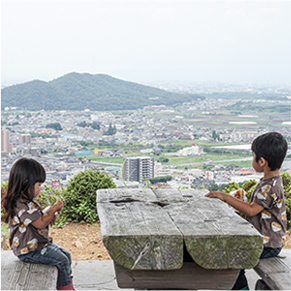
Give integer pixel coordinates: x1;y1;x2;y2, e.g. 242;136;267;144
2;157;75;290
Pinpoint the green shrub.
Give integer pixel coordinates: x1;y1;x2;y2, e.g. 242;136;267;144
61;170;116;223
242;179;257;202
281;172;291;229
1;221;9;238
149;175;172;184
1;182;8;221
223;181;240;193
1;182;8;196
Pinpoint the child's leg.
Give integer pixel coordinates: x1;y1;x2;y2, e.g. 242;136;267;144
260;247;281;259
231;269;248;290
18;243;72;287
55;244;73;279
251;248;282;290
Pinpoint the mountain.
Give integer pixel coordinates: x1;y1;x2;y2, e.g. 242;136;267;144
1;72;204;111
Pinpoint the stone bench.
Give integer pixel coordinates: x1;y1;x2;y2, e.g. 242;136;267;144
254;250;291;290
97;188;264;290
1;250;58;290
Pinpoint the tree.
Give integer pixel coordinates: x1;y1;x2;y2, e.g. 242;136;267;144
103;123;117;135
80;141;89;147
212;130;220;140
157;157;169;163
149;176;172;184
77;121;87;127
46;122;62;131
78;121;100;130
91;121;100;130
61;170;116;223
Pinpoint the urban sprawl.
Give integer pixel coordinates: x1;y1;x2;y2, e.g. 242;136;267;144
2;86;291;190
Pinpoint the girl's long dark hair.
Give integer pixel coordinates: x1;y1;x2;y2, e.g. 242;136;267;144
2;158;46;223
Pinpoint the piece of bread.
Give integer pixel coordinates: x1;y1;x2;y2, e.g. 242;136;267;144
234;189;244;199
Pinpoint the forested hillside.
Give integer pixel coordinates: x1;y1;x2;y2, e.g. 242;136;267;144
1;73;204;111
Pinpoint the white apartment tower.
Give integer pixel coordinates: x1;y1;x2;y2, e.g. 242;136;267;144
19;134;32;145
1;125;12;153
123;157;154;183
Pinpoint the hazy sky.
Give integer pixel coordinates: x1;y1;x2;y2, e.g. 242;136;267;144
1;0;291;85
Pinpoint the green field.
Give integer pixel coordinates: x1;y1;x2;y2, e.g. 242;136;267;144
164;153;250;165
160;139;237;147
77;149;252;170
78;155;124;164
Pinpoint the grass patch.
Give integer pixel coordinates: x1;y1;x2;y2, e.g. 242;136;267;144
162;153;250;166
175;160;252;170
160;139;245;147
76;155;124;164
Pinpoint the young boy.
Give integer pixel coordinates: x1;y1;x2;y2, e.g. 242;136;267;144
206;132;288;290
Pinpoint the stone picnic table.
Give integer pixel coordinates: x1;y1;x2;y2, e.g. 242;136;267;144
97;188;263;290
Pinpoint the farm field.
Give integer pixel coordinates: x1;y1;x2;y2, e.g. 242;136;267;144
77;148;252;169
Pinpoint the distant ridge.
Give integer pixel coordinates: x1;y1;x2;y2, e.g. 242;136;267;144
1;72;204;111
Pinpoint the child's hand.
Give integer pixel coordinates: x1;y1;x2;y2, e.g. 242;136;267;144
205;191;226;202
52;199;63;212
34;200;63;230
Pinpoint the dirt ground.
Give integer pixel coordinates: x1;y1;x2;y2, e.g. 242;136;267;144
2;221;291;260
50;222;111;261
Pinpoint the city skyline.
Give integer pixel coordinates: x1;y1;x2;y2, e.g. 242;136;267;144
2;0;291;86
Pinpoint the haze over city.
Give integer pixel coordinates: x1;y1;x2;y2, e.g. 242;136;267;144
2;0;291;86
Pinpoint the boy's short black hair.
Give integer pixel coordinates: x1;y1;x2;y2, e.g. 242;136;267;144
251;132;288;171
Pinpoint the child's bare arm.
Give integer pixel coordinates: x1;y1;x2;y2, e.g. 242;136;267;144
31;200;63;229
205;191;264;217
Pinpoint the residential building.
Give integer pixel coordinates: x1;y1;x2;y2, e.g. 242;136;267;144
154;162;171;177
1;125;12;153
123;157;154;182
230;130;259;142
19;134;31;145
177;144;203;156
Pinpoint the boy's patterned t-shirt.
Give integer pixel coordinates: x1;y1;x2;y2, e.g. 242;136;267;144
247;175;287;248
8;199;52;256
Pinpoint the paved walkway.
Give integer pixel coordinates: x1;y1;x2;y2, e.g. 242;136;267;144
72;249;291;290
72;260;122;290
72;259;261;290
